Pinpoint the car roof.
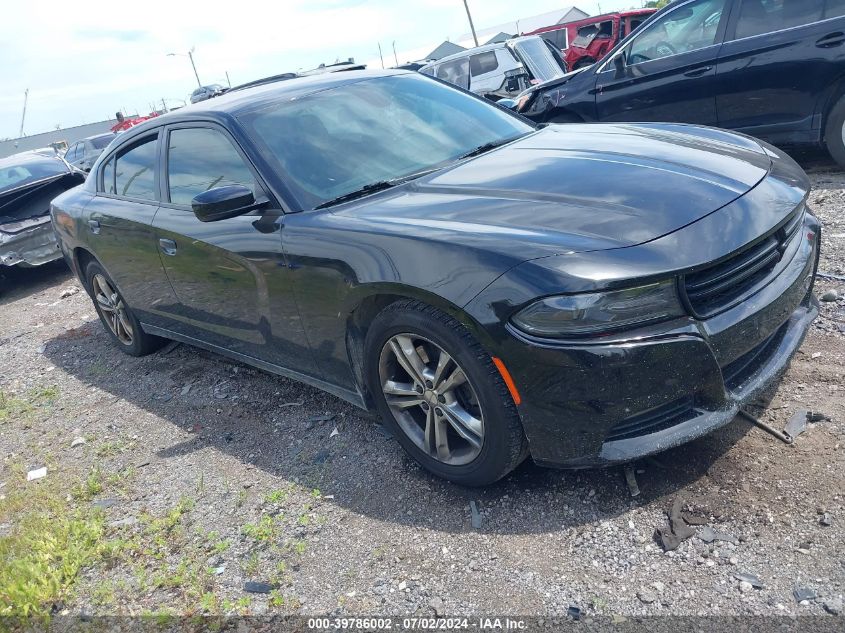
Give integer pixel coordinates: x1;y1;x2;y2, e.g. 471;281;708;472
84;132;115;141
424;36;546;68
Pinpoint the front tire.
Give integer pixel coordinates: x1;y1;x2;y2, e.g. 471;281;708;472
364;300;528;486
84;260;165;357
824;94;845;168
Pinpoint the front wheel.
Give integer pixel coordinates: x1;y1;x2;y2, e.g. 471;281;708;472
364;300;528;486
825;95;845;168
85;260;166;357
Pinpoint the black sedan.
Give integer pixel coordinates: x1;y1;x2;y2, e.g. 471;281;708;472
511;0;845;166
51;70;820;486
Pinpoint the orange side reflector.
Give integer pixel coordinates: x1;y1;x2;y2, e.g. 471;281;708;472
492;357;522;406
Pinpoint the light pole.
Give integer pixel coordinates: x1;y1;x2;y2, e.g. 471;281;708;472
167;49;202;87
463;0;479;47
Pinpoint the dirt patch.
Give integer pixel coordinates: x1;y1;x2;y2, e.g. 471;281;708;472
0;156;843;618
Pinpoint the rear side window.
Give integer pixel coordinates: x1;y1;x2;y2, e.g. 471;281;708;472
826;0;845;18
114;136;158;201
436;58;470;89
470;51;499;76
734;0;824;39
167;127;256;206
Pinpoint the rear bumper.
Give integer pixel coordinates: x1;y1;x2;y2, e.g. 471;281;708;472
0;217;62;267
499;213;820;468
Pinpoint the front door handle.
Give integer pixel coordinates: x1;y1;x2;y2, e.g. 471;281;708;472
817;32;845;48
88;219;100;234
684;65;713;78
159;238;177;256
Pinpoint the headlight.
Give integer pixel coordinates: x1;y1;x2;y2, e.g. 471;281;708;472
511;280;685;338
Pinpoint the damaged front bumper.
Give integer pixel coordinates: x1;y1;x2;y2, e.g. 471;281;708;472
0;215;62;267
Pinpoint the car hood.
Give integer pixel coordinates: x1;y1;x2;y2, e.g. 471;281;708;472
341;123;772;259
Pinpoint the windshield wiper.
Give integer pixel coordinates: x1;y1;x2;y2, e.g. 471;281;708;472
314;181;396;210
457;137;521;160
313;167;444;210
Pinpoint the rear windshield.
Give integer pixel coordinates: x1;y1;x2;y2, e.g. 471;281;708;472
91;134;115;150
0;157;66;194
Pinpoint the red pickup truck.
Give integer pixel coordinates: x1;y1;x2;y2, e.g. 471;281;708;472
527;9;656;70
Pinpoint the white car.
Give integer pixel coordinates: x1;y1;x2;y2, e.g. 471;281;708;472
421;36;567;101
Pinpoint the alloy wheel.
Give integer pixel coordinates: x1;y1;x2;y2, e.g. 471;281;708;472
378;333;485;465
92;274;134;345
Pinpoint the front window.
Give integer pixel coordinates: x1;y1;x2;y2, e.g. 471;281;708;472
241;74;533;210
627;0;727;64
167;128;256;206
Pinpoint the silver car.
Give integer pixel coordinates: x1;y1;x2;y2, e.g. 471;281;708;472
64;133;116;172
421;36;567;100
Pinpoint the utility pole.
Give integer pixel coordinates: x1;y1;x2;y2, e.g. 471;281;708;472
188;49;202;87
225;71;231;88
392;41;399;66
378;42;385;68
19;89;28;138
463;0;479;47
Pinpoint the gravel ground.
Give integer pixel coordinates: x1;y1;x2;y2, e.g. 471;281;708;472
0;154;843;620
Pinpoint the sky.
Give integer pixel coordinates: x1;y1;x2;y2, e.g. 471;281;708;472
2;0;641;138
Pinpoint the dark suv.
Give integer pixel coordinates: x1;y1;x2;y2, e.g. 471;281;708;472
513;0;845;166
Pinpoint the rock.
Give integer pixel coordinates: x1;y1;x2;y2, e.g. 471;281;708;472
181;384;192;395
108;517;137;528
470;501;482;529
244;581;275;594
793;586;817;602
651;581;665;593
60;286;81;299
398;581;407;591
329;427;340;438
820;290;840;302
739;581;753;593
92;498;119;509
429;597;443;616
70;437;86;448
823;598;842;615
637;590;657;604
734;572;764;589
820;513;832;527
698;526;739;545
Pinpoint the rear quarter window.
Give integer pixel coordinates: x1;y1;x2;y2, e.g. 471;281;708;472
470;51;499;76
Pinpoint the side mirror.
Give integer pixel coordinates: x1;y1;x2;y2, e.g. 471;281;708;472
191;185;259;222
497;98;518;110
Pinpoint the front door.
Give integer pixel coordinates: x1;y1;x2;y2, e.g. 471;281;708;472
595;0;730;124
716;0;845;143
151;124;318;376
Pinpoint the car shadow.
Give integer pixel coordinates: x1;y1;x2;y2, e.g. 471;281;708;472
43;317;762;536
0;260;72;306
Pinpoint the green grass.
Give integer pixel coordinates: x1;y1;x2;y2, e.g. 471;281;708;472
0;385;59;425
0;468;106;617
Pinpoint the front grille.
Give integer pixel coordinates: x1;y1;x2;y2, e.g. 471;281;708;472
606;396;697;443
721;323;787;391
682;206;804;317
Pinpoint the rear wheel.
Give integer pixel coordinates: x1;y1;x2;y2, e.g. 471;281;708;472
85;260;165;357
364;300;528;486
824;94;845;168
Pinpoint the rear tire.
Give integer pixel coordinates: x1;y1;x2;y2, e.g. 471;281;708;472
824;94;845;168
364;300;528;486
84;260;165;357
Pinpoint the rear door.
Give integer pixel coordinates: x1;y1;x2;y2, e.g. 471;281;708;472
595;0;730;124
151;123;317;374
715;0;845;143
83;132;176;327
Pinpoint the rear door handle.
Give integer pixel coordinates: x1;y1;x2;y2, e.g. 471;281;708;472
816;32;845;48
88;219;100;234
159;238;177;256
684;65;713;77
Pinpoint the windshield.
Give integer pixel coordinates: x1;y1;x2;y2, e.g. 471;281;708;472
0;157;66;194
511;38;567;82
91;134;116;149
241;74;533;209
